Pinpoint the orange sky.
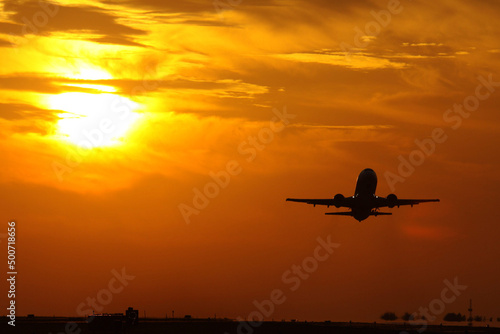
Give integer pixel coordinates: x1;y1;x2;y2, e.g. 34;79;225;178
1;0;499;323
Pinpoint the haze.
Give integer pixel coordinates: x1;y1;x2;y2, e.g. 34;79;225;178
0;0;499;323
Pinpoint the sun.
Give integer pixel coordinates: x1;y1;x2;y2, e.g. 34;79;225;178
48;92;142;148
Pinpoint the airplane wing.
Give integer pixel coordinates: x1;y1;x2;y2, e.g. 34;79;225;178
286;196;354;208
394;199;440;206
286;198;335;207
374;196;439;208
325;212;353;216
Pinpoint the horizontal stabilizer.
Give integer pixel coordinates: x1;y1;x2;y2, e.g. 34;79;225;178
370;212;392;216
325;211;392;217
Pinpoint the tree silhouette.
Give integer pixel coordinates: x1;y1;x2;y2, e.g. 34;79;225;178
443;313;465;322
401;312;412;321
381;312;397;321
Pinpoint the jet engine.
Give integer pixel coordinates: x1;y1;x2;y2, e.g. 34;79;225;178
333;193;345;208
387;194;398;208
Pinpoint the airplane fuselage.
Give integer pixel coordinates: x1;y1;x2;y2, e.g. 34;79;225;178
351;168;378;221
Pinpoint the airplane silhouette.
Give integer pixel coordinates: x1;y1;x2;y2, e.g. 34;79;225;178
286;168;439;222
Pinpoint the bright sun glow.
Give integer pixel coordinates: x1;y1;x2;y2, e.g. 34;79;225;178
67;67;114;80
48;92;142;148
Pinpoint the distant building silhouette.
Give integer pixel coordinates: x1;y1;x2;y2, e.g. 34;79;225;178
126;307;139;325
88;306;139;331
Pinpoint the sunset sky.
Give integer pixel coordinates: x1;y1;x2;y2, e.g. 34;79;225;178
1;0;499;323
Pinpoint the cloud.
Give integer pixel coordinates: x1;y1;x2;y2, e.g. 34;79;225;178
0;74;119;94
90;36;148;48
402;224;456;241
4;0;146;46
0;74;64;93
0;102;59;121
290;123;393;130
99;0;216;13
274;51;407;69
100;0;276;14
0;20;22;34
0;37;13;47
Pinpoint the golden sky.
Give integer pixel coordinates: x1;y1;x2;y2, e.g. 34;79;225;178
1;0;499;322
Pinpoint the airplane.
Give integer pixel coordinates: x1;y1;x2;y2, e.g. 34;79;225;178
286;168;439;222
